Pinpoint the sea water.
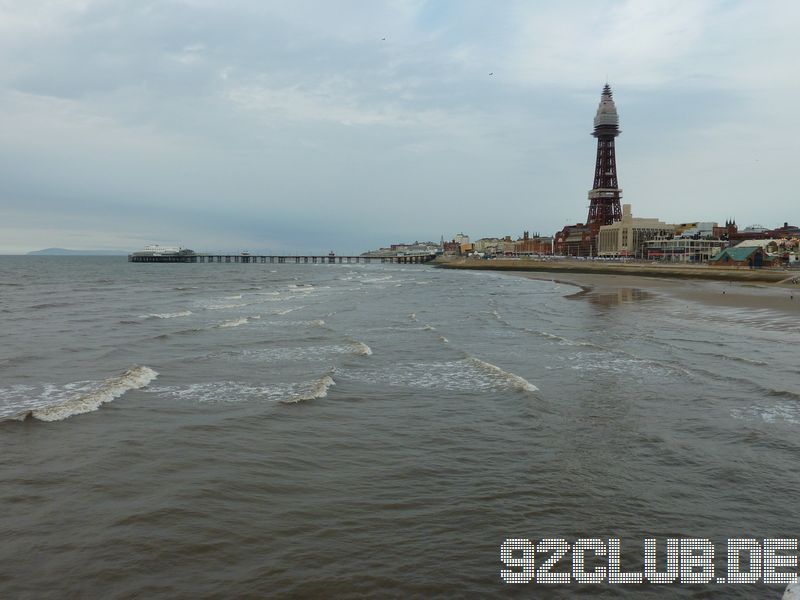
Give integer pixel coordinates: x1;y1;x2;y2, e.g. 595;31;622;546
1;256;799;597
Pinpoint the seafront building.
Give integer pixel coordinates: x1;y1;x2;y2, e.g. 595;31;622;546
470;232;553;257
596;205;673;258
361;241;440;258
514;232;553;255
644;238;727;263
709;245;779;268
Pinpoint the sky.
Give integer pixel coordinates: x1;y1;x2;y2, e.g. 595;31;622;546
0;0;798;254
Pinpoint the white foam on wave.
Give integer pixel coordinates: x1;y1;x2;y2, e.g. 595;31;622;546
273;306;305;315
219;315;261;328
439;336;449;344
27;366;158;422
140;310;192;319
149;371;335;405
341;359;536;394
287;284;315;293
566;351;680;378
731;402;800;425
349;341;373;356
233;343;367;362
282;373;336;403
224;294;243;299
527;329;593;347
206;302;249;310
261;319;325;328
465;356;539;393
423;325;436;331
150;381;290;403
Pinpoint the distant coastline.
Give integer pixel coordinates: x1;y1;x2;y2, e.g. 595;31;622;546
26;248;128;256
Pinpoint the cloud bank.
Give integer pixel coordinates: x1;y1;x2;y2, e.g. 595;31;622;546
0;0;797;253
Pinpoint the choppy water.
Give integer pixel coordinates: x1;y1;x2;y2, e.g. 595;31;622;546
1;256;799;598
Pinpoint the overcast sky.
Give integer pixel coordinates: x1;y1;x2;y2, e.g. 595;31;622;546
1;0;798;254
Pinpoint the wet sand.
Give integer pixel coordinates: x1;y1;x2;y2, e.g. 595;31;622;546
512;271;800;315
434;257;800;314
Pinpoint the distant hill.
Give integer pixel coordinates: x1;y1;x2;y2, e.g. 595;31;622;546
27;248;128;256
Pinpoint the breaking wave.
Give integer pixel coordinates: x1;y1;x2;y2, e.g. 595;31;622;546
205;302;249;310
273;307;305;315
24;366;158;422
766;387;800;401
465;357;538;393
349;341;373;356
219;315;261;328
140;310;192;319
282;372;336;403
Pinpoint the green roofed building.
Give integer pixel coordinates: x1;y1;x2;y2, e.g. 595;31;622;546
709;245;777;268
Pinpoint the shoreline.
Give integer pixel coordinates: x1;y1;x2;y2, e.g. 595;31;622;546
438;261;800;315
434;257;797;284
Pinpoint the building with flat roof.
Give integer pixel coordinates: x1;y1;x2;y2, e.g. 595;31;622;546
644;238;727;263
597;205;673;258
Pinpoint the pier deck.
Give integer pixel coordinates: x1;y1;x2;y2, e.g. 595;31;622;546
128;254;437;264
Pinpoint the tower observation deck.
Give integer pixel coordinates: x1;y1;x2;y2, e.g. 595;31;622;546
586;84;622;228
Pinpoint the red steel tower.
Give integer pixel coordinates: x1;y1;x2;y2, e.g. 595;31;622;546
586;84;622;228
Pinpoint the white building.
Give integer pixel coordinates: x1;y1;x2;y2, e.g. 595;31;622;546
644;238;727;263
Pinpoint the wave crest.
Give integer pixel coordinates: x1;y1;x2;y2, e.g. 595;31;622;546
283;373;336;403
140;311;192;319
29;366;158;422
219;315;260;328
466;357;538;393
349;341;373;356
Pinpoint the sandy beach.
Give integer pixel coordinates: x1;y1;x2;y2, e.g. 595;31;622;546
435;258;800;315
512;271;800;315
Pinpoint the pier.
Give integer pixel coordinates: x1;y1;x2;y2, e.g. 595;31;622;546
128;253;437;265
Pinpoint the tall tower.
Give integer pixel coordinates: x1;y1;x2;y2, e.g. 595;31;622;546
586;84;622;228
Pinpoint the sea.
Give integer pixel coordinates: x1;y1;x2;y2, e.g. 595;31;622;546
1;256;799;599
